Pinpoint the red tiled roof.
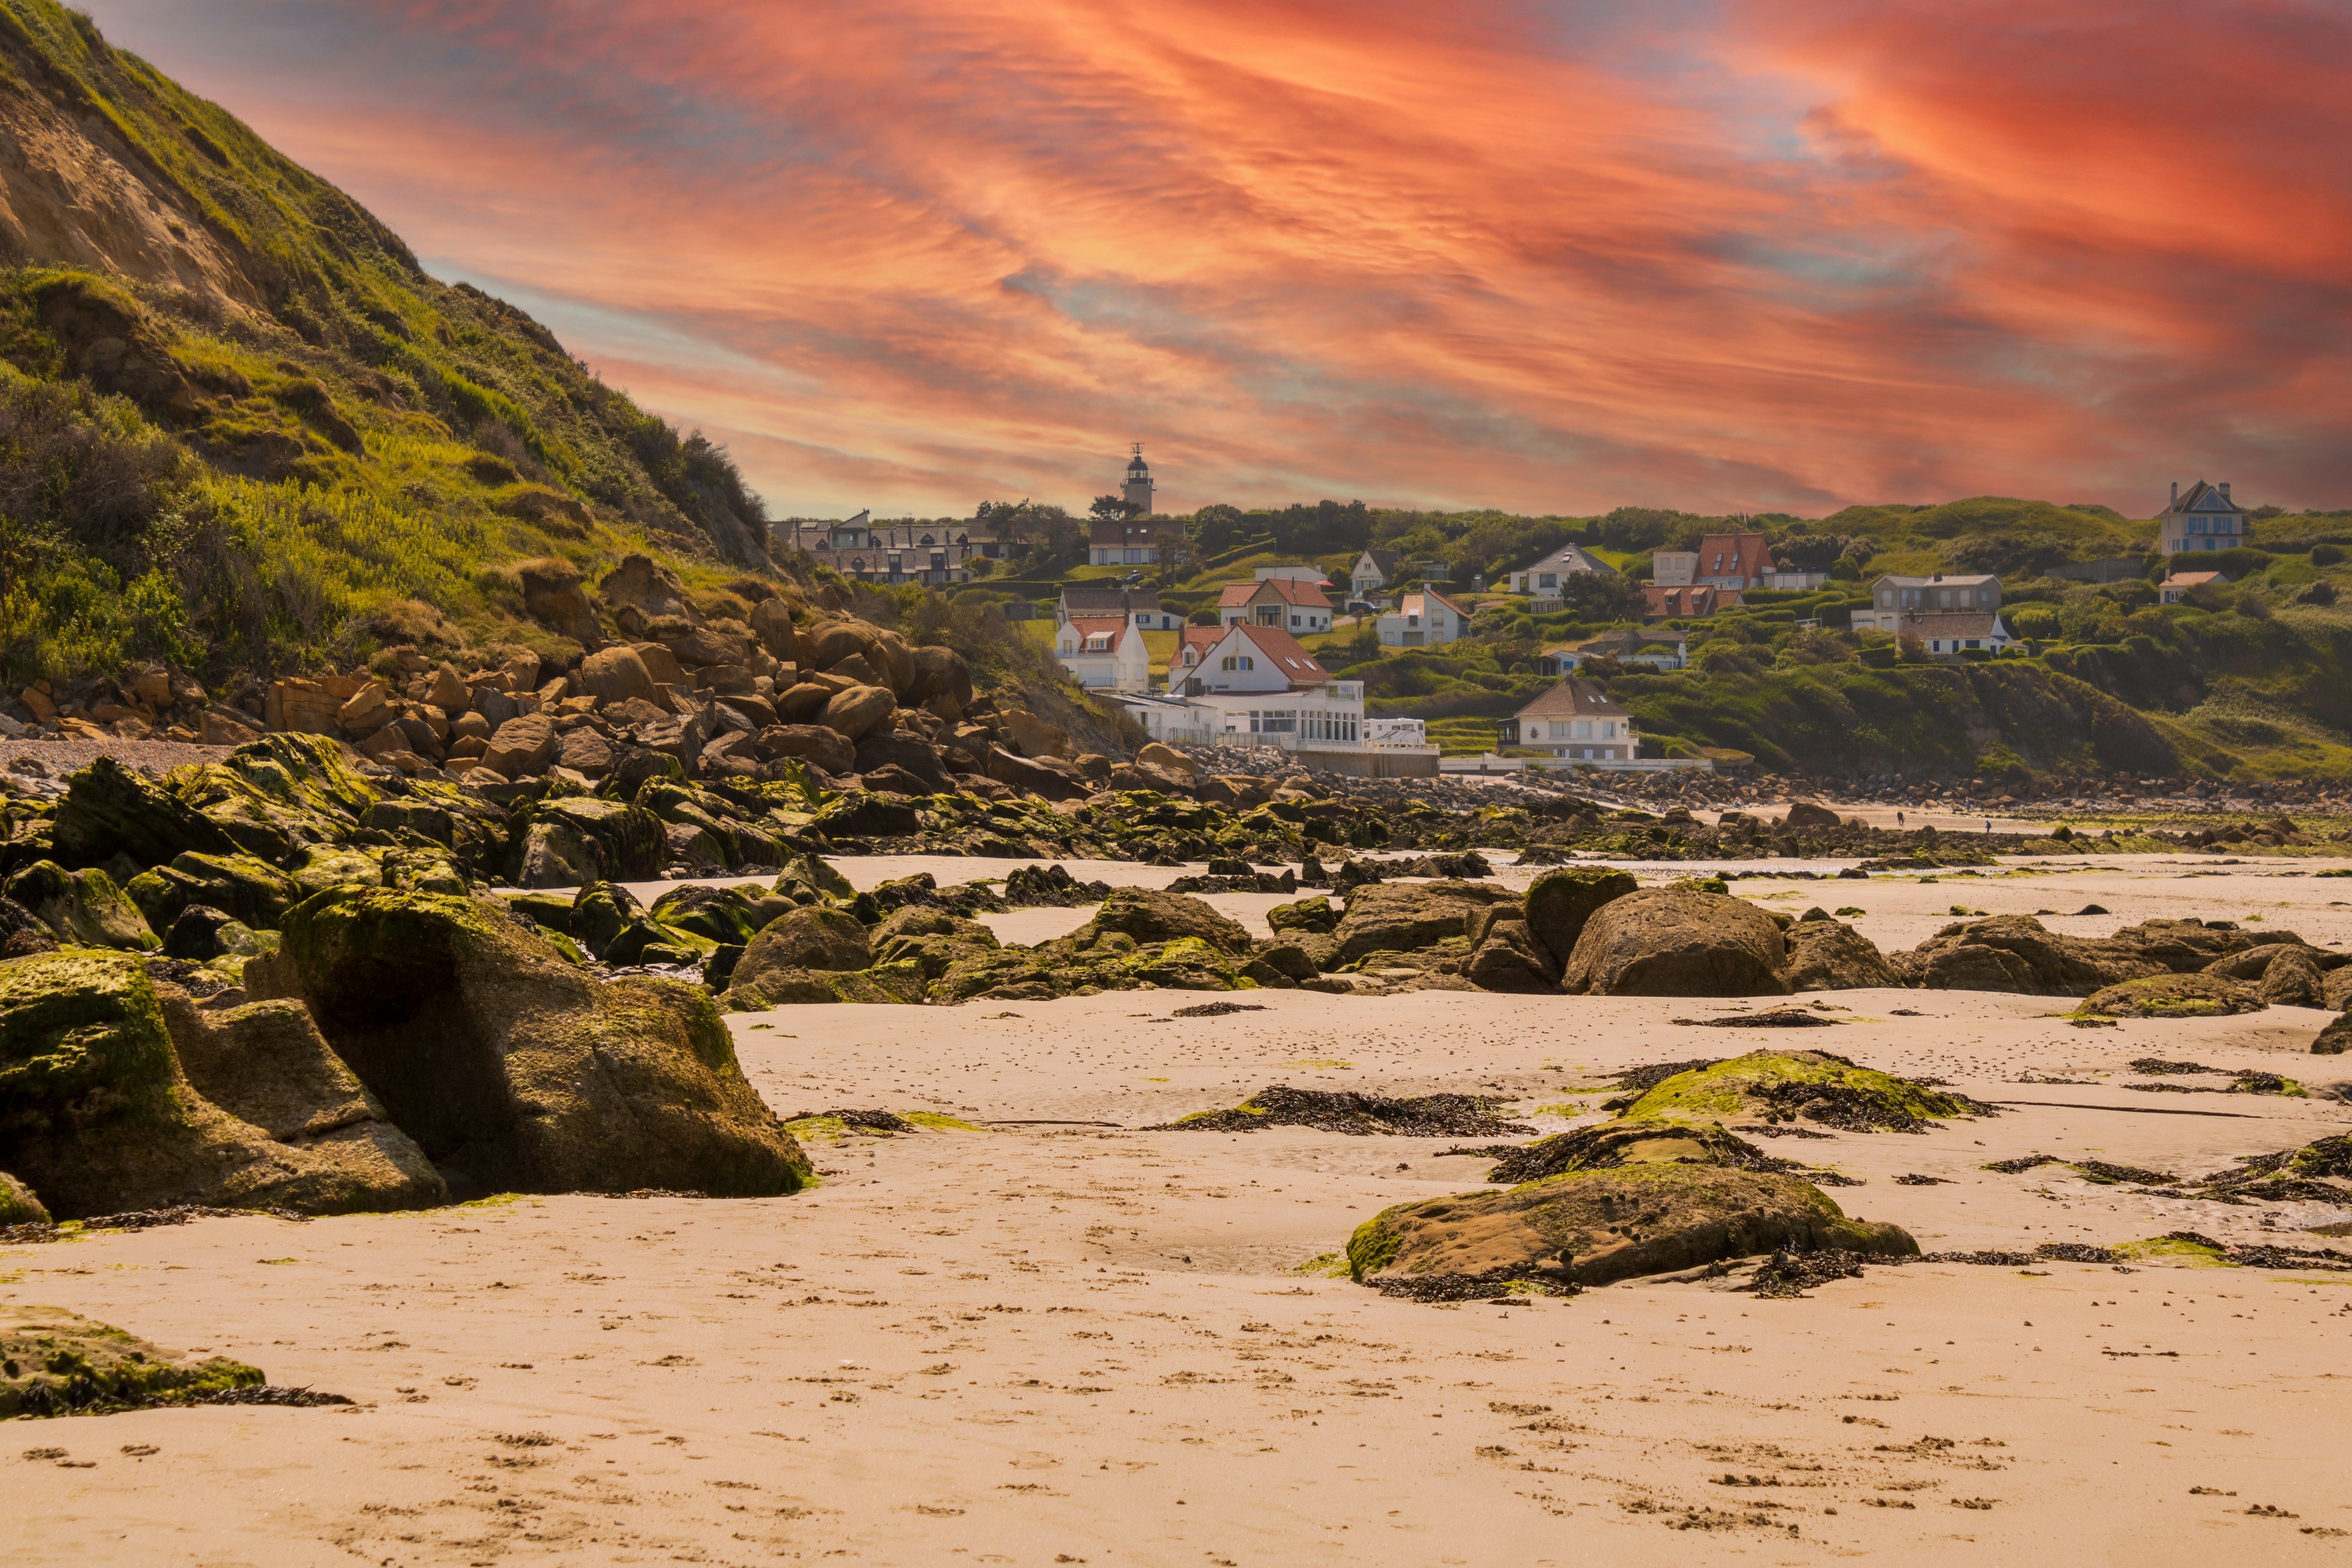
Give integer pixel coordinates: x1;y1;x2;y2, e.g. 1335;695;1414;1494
1694;532;1774;582
1175;624;1224;668
1223;625;1329;687
1219;578;1330;609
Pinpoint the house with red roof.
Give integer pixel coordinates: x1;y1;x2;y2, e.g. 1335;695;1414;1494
1218;576;1333;635
1050;614;1150;693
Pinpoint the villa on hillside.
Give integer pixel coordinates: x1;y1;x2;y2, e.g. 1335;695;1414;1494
2159;480;2248;557
1088;518;1174;566
1051;616;1150;693
1850;572;2016;651
1219;576;1333;635
1376;587;1468;647
1653;532;1776;593
1500;677;1638;763
771;511;1000;586
1504;543;1616;611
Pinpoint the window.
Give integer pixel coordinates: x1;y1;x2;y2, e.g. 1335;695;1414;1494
1539;573;1557;589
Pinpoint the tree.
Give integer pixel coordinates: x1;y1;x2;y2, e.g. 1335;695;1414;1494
1090;494;1140;524
1189;503;1245;559
1562;570;1648;624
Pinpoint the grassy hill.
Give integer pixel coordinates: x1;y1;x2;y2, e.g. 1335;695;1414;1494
0;0;769;687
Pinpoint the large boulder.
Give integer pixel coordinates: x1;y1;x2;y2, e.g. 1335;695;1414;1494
854;729;954;793
907;645;973;712
597;553;701;625
573;646;658;706
731;906;874;989
0;1170;46;1224
1000;709;1072;759
818;684;896;742
1348;1164;1917;1290
248;889;808;1196
2106;918;2300;972
1896;915;2167;995
481;713;560;778
869;907;1001;979
1616;1049;1988;1131
1782;801;1843;830
986;747;1090;801
1085;888;1254;956
155;990;445;1208
0;952;440;1219
759;723;856;775
1464;912;1552;993
1781;918;1898;991
1560;889;1787;996
2258;948;2326;1008
519;559;602;647
521;798;666;883
650;884;763;947
124;851;301;933
172;734;384;864
1522;867;1637;976
4;862;156;951
746;596;797;660
50;756;237;868
2082;974;2263;1019
1327;880;1517;970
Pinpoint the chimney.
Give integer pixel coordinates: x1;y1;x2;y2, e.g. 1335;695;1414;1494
2170;481;2179;507
2220;482;2231;503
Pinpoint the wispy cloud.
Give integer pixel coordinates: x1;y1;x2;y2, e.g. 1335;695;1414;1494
84;0;2352;515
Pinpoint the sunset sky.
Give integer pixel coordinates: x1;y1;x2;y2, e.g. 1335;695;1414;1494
81;1;2352;521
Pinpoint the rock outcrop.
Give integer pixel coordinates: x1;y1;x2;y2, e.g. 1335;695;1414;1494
0;951;440;1219
1348;1164;1916;1290
1561;889;1788;996
249;888;810;1197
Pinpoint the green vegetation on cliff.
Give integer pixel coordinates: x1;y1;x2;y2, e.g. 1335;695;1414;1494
0;0;768;683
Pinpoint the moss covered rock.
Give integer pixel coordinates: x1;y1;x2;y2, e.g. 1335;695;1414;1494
2082;973;2264;1019
1347;1164;1916;1289
1561;889;1788;997
1485;1118;1774;1185
252;888;808;1196
1615;1049;1989;1132
124;851;301;933
1896;915;2169;995
51;755;238;868
0;1305;265;1417
0;1169;48;1224
1327;880;1516;970
1266;895;1340;936
172;734;383;863
0;952;437;1218
651;884;763;946
520;797;666;883
1781;918;1898;992
1085;888;1254;955
1523;867;1637;976
4;861;157;951
731;906;872;984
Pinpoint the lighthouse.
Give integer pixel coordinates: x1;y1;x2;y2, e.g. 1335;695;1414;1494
1121;443;1155;516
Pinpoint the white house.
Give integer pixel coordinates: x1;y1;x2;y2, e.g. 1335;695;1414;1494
1502;677;1638;761
1051;616;1150;693
1377;587;1469;647
2159;479;2248;557
1218;577;1332;635
1157;624;1366;747
1505;543;1616;603
1350;549;1401;601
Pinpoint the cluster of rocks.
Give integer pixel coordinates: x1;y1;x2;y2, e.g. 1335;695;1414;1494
0;886;810;1226
1510;764;2352;816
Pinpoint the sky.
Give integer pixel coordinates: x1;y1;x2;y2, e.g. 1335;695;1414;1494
78;0;2352;521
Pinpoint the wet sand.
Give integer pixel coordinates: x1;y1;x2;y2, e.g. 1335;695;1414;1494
13;859;2352;1564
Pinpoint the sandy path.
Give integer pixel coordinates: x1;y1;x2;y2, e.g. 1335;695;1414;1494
14;864;2352;1563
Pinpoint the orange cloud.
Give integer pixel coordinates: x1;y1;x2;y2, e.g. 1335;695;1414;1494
80;0;2352;514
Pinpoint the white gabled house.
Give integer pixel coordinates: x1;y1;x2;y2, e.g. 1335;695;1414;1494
1501;677;1638;762
1376;587;1469;647
1052;615;1150;693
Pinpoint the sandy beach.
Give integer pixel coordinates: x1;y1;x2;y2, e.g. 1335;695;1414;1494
12;854;2352;1564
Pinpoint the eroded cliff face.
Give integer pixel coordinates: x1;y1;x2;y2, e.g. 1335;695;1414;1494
0;85;270;315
